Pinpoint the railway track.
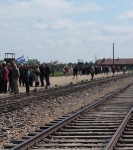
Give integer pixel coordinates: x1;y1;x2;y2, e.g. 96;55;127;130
0;73;132;111
2;80;133;150
105;107;133;150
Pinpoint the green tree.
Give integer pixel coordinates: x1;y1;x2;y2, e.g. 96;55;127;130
68;62;73;66
0;60;3;63
28;59;40;65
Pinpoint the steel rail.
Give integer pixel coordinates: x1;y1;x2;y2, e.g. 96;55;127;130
0;73;132;111
10;81;133;150
104;107;133;150
0;73;129;102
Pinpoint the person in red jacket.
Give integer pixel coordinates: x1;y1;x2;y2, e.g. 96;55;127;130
2;63;9;93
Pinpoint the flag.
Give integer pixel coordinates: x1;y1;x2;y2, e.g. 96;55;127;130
16;55;24;62
21;57;28;64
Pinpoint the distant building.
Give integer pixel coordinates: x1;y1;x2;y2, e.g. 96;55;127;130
97;58;133;68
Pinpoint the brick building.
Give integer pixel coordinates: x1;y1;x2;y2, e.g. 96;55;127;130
97;58;133;68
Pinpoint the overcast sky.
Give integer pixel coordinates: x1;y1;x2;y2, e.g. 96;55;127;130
0;0;133;63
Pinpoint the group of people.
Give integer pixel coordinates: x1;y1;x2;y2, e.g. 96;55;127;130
63;65;96;80
63;65;127;80
0;61;51;94
0;61;128;94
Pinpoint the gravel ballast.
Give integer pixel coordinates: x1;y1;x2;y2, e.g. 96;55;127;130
0;75;133;148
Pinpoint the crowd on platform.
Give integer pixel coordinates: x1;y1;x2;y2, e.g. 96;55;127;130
63;65;127;80
0;61;128;95
0;61;51;94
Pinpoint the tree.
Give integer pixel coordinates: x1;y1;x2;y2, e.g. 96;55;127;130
84;61;89;66
28;59;40;65
0;60;3;64
68;62;73;66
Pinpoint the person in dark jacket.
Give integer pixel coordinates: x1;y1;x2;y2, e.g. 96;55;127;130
39;64;45;87
19;64;24;86
23;66;30;93
86;66;90;75
2;63;9;93
112;66;115;75
44;64;51;86
73;65;78;79
105;66;109;75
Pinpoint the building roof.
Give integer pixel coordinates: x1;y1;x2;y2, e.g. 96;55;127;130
97;58;133;65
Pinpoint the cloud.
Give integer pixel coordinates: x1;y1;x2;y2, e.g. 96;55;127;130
68;1;103;14
101;25;133;34
51;19;101;30
34;23;47;30
0;0;103;20
117;10;133;20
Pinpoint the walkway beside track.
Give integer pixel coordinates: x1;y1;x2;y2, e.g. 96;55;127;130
0;72;124;98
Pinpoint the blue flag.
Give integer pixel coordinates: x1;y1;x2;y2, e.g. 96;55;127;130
21;57;28;64
16;55;24;62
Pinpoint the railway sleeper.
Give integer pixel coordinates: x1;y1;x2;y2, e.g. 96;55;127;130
35;143;105;148
48;135;112;139
59;128;116;132
42;138;109;143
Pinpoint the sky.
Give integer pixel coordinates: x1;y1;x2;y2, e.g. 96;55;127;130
0;0;133;63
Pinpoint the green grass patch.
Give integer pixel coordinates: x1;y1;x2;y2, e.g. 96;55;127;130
50;71;64;77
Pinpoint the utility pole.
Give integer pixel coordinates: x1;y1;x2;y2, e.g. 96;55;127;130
113;43;114;66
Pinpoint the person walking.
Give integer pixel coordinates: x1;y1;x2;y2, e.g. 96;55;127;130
73;65;78;79
90;66;95;80
112;66;115;75
65;66;69;77
12;64;20;95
